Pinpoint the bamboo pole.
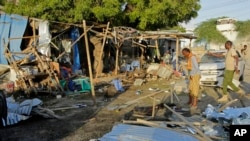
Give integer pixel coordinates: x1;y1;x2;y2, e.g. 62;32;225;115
8;35;40;40
115;45;119;75
152;96;156;118
32;20;36;46
83;20;96;106
155;39;160;59
176;37;179;71
132;41;147;48
95;22;110;78
114;43;122;75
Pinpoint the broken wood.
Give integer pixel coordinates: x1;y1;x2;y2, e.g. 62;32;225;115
50;105;87;111
164;104;212;141
152;96;156;118
123;120;203;126
218;99;238;112
125;90;164;106
108;90;165;110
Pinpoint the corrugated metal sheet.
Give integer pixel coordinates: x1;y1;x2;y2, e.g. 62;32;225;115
0;14;28;64
99;124;199;141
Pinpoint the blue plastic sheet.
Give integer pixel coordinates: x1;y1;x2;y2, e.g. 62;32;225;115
0;14;11;64
204;104;250;123
70;28;81;73
2;97;43;126
0;14;28;64
112;79;124;92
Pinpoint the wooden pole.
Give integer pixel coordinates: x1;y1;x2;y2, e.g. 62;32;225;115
164;104;212;141
32;20;36;46
152;96;156;118
83;20;96;106
115;45;119;75
95;22;110;78
176;37;179;71
155;39;160;59
114;43;122;75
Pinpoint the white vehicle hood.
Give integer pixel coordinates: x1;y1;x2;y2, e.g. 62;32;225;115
199;62;225;70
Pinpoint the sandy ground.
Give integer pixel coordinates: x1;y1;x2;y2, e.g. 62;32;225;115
1;76;250;141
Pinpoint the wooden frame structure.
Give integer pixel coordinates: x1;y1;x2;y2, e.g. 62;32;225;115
134;30;197;71
4;18;64;95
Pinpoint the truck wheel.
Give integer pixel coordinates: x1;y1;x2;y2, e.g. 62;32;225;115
0;90;7;127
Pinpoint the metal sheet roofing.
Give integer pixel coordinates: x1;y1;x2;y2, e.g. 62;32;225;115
99;124;199;141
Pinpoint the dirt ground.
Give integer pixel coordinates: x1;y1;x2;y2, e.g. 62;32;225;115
1;77;250;141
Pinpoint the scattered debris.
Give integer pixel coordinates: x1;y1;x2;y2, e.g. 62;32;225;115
1;96;62;127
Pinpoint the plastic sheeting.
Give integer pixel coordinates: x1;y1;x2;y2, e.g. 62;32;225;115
38;20;51;56
0;14;11;64
204;104;250;125
111;79;125;92
99;124;199;141
0;14;28;64
2;97;43;126
70;27;81;73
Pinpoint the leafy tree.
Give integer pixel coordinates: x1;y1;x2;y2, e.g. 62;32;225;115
194;18;227;43
3;0;200;30
235;20;250;38
195;17;250;44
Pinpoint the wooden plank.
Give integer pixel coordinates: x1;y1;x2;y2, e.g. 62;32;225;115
164;104;212;141
123;120;204;126
108;90;165;110
125;90;164;105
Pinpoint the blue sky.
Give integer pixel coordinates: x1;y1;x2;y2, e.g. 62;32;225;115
183;0;250;29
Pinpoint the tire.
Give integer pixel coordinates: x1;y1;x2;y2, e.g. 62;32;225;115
0;90;7;127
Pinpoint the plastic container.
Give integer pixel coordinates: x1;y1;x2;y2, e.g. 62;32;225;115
72;78;91;93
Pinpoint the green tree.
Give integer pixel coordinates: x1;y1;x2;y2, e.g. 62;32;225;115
3;0;201;30
194;18;227;44
235;20;250;38
195;18;250;44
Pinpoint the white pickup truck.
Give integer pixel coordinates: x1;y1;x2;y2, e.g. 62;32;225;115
199;50;243;88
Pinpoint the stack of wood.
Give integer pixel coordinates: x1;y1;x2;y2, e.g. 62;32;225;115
4;45;63;95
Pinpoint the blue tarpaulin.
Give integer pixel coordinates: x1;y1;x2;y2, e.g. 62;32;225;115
70;27;81;73
0;14;28;64
0;14;11;64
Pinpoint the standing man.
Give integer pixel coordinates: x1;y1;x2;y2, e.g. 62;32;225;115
182;48;201;109
163;50;171;64
208;41;245;102
242;45;248;57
